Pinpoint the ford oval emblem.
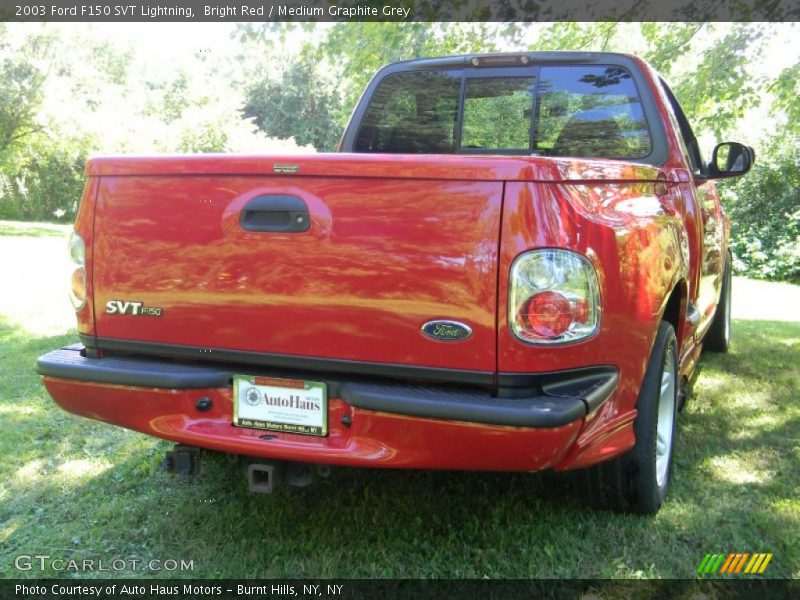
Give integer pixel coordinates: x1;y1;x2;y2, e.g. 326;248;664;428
421;320;473;342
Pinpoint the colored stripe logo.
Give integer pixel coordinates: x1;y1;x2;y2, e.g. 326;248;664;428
697;553;773;574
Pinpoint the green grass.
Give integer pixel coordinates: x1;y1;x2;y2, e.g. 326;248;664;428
0;221;798;579
0;220;71;238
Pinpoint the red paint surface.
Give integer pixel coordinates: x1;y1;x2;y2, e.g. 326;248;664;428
43;377;582;471
92;175;503;371
73;178;98;337
85;152;664;182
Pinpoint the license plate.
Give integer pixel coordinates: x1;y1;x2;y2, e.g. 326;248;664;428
233;375;327;436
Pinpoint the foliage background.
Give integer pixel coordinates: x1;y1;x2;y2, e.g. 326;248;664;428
0;22;798;280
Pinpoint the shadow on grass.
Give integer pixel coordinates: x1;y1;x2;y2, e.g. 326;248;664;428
1;317;797;578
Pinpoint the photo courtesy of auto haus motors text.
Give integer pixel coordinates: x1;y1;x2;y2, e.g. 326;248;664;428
14;584;345;597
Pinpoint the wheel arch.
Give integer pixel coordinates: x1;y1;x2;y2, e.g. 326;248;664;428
659;279;688;353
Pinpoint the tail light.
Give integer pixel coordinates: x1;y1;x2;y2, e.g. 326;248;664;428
67;231;86;310
509;249;600;344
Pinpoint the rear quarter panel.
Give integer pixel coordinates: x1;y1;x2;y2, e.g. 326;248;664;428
499;173;689;468
74;177;99;338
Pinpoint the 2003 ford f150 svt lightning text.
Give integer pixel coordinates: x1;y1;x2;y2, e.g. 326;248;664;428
38;53;753;513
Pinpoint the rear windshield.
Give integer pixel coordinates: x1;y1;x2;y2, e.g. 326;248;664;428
354;65;652;160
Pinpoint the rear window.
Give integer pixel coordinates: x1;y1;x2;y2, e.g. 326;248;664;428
353;71;460;153
354;65;652;160
462;77;536;151
535;66;652;159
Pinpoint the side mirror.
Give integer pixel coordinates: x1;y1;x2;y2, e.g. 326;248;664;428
707;142;754;179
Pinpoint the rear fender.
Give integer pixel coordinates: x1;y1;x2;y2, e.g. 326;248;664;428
503;178;687;470
74;177;99;338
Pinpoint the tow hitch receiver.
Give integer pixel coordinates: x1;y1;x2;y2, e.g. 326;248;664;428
162;444;201;477
245;460;328;494
247;461;284;493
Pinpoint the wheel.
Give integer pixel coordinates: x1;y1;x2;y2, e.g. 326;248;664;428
578;321;678;514
704;252;732;352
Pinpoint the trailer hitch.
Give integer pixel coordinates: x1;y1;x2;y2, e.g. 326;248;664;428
162;444;201;477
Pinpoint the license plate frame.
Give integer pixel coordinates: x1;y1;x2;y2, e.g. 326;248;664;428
232;375;327;437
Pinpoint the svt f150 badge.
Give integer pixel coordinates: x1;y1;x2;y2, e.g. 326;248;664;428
106;300;163;316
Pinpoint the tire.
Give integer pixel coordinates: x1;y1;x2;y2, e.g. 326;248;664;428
578;321;679;514
704;252;732;353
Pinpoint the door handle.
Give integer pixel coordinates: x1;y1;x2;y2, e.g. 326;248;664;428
240;195;310;233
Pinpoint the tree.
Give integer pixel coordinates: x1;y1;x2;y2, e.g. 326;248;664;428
243;58;342;151
320;22;503;123
668;25;767;139
0;27;53;159
717;58;800;281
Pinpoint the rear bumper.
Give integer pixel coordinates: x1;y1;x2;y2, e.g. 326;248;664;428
37;345;619;471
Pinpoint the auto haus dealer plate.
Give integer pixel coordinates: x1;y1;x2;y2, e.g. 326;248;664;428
233;375;327;436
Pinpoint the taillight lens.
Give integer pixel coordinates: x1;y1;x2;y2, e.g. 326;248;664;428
67;231;86;310
509;250;599;344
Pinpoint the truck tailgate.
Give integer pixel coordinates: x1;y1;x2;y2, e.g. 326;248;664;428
92;171;502;374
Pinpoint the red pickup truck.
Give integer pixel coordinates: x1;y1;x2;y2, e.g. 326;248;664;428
38;52;752;513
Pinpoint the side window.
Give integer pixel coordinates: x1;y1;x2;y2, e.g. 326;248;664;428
535;66;652;159
461;77;535;151
354;71;460;153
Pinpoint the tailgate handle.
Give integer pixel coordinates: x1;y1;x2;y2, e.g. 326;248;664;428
240;195;310;233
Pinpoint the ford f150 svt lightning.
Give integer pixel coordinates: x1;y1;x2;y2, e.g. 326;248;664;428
37;52;753;513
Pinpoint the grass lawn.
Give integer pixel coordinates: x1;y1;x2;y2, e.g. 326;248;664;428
0;222;797;579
